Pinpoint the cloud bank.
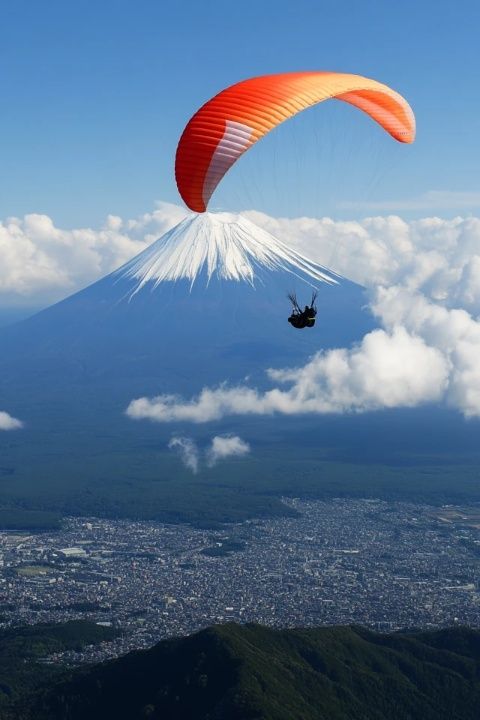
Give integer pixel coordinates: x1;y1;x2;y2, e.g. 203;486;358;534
0;202;188;304
247;212;480;314
0;411;23;430
3;202;480;315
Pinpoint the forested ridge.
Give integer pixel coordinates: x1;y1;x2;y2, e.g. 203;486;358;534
8;622;480;719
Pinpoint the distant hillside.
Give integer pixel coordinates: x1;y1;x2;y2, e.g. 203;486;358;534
19;623;480;720
0;620;117;717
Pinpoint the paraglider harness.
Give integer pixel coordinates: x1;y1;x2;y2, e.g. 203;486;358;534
288;291;317;329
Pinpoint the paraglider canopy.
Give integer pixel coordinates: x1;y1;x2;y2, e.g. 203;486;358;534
175;71;416;213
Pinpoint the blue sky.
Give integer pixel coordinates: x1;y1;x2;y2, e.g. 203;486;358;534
1;0;480;226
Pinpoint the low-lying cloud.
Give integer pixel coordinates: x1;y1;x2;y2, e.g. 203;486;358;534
167;434;250;473
127;324;448;422
128;273;480;421
207;435;251;466
168;436;199;474
0;411;23;430
129;278;480;420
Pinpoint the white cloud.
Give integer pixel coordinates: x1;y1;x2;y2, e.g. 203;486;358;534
134;284;480;421
166;434;251;472
371;286;480;418
3;201;480;317
207;435;250;466
0;202;188;305
126;326;448;421
134;282;480;420
246;212;480;313
168;436;199;474
0;411;23;430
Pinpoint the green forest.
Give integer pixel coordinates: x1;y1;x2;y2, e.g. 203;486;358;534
0;621;117;716
1;454;480;530
6;622;480;720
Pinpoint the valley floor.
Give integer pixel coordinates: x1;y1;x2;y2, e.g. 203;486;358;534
2;498;480;665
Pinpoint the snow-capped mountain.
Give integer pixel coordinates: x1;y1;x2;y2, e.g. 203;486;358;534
0;212;368;397
121;212;337;290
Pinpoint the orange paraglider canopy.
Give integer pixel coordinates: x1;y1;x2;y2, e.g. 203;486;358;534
175;72;415;213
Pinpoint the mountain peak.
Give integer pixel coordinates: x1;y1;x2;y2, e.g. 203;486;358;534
120;211;337;293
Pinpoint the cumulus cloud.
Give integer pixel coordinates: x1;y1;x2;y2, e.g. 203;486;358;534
127;325;448;422
3;200;480;317
371;286;480;418
207;435;251;466
3;199;480;314
129;284;480;420
246;211;480;314
0;202;188;305
168;436;199;474
0;411;23;430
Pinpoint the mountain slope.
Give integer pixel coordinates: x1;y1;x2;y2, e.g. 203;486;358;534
22;623;480;720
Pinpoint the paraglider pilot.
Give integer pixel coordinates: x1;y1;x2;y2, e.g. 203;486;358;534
288;291;317;329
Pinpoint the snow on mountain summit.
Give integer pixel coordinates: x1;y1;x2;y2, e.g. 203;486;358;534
120;211;337;293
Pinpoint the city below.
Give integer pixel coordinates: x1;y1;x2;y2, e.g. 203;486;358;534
2;498;480;665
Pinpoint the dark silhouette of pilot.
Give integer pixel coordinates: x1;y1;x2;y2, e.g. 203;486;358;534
288;292;317;329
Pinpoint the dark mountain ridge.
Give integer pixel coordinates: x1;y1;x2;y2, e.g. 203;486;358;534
17;622;480;720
